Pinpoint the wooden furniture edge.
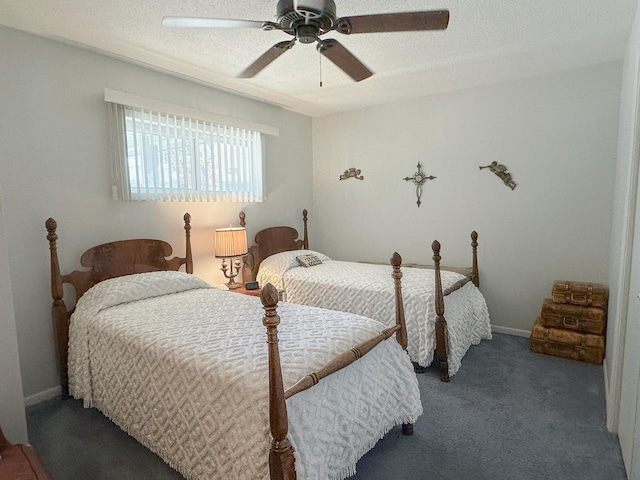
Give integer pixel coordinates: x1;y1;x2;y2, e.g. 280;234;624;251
302;209;309;250
471;230;479;288
260;255;414;479
46;213;194;395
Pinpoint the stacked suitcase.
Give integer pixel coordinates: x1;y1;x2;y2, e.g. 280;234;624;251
530;281;608;365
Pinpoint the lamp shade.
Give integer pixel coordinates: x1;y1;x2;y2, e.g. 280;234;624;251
214;227;248;258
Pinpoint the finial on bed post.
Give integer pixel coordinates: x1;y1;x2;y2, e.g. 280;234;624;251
183;213;193;274
46;218;70;396
239;211;246;228
471;231;479;289
261;284;296;480
432;240;450;383
302;209;309;250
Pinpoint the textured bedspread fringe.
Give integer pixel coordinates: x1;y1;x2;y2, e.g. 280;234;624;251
328;413;420;480
79;395;420;480
78;399;200;480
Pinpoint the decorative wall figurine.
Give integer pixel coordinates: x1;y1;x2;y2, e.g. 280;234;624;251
479;161;517;190
339;168;364;181
403;162;436;207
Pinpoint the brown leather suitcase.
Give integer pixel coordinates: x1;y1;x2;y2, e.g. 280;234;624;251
540;298;606;335
551;281;608;309
530;318;604;365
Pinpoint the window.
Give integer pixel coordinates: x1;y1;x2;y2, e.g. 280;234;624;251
108;101;265;202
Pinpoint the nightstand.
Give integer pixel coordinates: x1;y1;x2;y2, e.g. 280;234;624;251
230;285;262;297
229;285;285;301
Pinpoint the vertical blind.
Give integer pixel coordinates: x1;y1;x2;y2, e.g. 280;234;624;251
108;103;264;202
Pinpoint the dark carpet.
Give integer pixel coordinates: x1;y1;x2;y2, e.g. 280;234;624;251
26;333;627;480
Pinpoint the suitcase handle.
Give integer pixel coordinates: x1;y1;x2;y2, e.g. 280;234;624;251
562;317;579;329
568;288;593;305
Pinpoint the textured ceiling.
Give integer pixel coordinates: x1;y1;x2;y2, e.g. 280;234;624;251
0;0;637;116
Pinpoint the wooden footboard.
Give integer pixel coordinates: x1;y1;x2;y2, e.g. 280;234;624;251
260;252;413;479
46;213;194;395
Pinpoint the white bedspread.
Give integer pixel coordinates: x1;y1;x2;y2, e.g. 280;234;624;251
257;250;492;375
68;271;421;480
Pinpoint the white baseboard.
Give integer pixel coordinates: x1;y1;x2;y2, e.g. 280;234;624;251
491;325;531;338
603;357;610;416
603;358;618;433
24;386;62;407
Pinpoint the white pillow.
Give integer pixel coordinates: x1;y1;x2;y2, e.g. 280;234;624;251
257;250;331;290
296;254;323;267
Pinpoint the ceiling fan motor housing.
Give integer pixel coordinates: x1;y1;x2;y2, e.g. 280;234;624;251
277;0;336;34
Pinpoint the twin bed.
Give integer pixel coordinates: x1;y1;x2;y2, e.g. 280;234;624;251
45;210;491;479
45;214;421;480
241;209;492;382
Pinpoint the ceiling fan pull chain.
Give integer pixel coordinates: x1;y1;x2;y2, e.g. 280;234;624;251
319;50;323;87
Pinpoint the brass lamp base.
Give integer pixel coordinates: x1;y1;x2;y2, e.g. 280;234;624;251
220;257;243;289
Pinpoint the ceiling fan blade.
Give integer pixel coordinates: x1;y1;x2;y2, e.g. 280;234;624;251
162;17;266;29
335;10;449;35
238;40;296;78
317;39;372;82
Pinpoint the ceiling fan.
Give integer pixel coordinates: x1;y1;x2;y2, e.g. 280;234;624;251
163;0;449;82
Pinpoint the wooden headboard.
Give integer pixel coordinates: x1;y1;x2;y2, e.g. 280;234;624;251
46;212;194;394
240;209;309;281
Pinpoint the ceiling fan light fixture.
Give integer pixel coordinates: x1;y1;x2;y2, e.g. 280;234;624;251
296;23;319;43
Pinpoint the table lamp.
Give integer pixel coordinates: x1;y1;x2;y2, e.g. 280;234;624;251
214;227;248;289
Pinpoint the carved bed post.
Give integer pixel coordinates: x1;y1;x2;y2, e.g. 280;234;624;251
302;209;308;250
239;212;252;284
390;252;414;435
184;213;193;274
261;284;296;480
46;218;70;396
390;253;408;352
471;231;479;289
432;240;450;383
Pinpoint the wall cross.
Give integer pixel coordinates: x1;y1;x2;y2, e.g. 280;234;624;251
403;162;436;207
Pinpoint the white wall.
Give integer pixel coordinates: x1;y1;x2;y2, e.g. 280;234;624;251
0;26;313;399
0;184;28;444
312;62;621;334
